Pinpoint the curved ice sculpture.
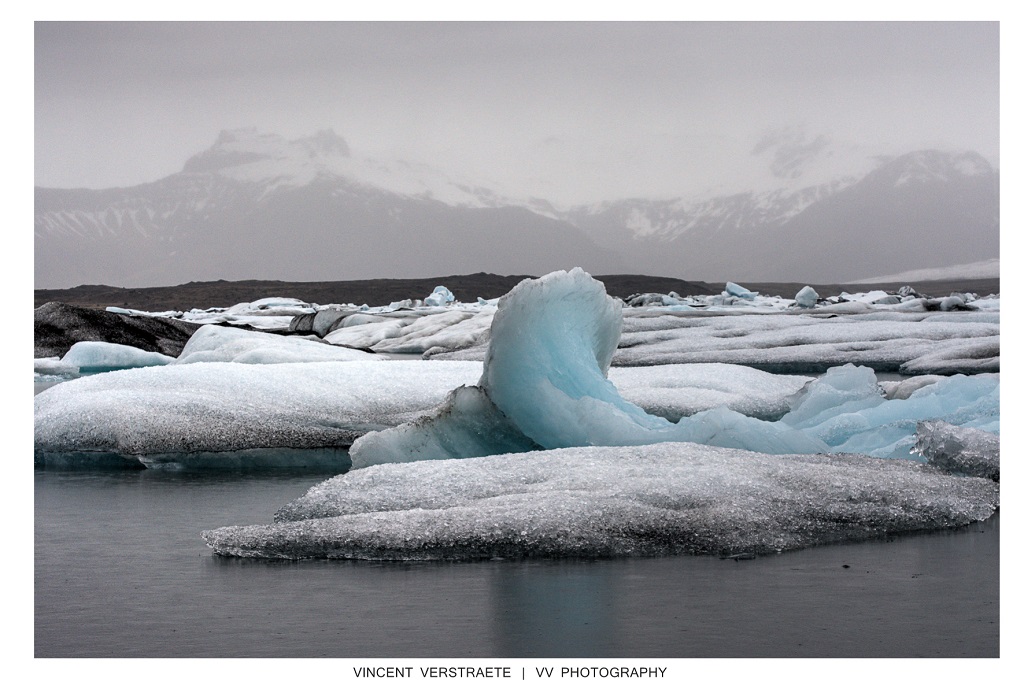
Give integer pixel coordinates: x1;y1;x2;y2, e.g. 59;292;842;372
351;269;999;468
350;269;826;467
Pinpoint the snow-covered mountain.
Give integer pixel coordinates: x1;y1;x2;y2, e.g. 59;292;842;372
565;150;998;282
35;129;612;288
35;129;999;288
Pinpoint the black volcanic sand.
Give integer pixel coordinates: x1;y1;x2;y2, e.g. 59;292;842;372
34;274;999;312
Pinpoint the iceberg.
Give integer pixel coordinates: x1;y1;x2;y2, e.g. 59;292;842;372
424;286;456;306
351;270;999;468
725;281;758;299
55;341;174;372
612;310;999;373
914;420;1000;481
203;441;999;560
175;324;381;365
34;355;824;466
794;285;818;308
34;361;481;465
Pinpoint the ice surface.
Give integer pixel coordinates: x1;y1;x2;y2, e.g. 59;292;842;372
725;282;757;299
352;273;811;465
33;356;80;378
203;442;999;560
325;309;493;355
794;285;819;308
613;310;999;373
347;386;539;467
608;364;812;421
781;366;999;458
59;341;174;371
34;353;829;465
914;420;1000;481
34;361;481;463
424;286;456;306
898;336;1000;375
176;325;381;364
880;375;944;400
351;270;999;468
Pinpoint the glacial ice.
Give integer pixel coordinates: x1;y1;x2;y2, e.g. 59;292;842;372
725;281;757;299
325;309;494;355
59;341;174;371
794;285;818;308
202;442;999;560
175;324;381;364
611;310;999;373
914;420;1000;481
424;286;456;306
34;361;480;464
35;269;999;477
34;357;829;464
350;271;999;468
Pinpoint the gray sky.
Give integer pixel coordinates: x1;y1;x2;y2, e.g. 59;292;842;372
34;21;999;205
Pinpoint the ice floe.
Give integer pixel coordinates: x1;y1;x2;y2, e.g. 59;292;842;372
176;324;381;364
35;357;822;465
34;361;479;465
914;420;1000;481
350;270;998;468
54;341;173;372
202;442;999;560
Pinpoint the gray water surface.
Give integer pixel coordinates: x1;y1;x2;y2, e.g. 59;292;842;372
35;468;998;658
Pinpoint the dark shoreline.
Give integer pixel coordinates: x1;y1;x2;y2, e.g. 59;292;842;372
34;273;1000;312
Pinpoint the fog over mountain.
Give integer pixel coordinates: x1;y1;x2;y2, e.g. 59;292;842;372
35;128;998;288
34;22;999;288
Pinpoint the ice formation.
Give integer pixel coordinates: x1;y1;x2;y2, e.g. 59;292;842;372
350;270;999;468
56;341;174;372
203;442;999;560
326;309;493;355
914;421;1000;481
612;310;999;373
794;285;818;308
34;361;481;466
424;286;456;306
725;281;758;299
175;324;381;364
35;356;829;465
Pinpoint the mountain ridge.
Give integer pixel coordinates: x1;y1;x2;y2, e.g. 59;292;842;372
35;129;999;289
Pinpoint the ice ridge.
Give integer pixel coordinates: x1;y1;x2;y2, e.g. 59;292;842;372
350;269;997;468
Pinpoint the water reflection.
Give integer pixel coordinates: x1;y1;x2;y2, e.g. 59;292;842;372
489;561;618;657
36;468;999;658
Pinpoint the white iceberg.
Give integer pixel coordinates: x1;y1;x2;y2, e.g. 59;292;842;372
202;441;999;560
914;420;1000;481
176;324;381;365
59;341;174;371
34;361;481;465
794;285;819;308
424;286;456;306
34;355;825;466
725;282;758;299
612;310;999;373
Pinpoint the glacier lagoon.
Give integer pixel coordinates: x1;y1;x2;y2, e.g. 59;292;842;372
35;466;998;657
34;268;999;655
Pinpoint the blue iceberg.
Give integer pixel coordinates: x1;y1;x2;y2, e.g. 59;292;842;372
351;269;998;467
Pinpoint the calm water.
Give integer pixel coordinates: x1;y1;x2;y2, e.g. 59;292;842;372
35;467;999;658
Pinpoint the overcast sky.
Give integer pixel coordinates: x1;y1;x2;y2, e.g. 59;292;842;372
34;21;999;205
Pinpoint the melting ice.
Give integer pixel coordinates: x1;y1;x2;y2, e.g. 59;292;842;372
350;269;998;467
202;442;998;560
